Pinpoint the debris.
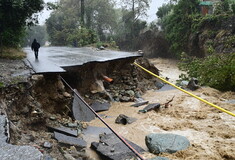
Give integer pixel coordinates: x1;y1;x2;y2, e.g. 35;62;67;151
157;84;175;92
187;78;199;91
47;126;78;137
54;132;87;148
131;101;149;107
148;157;170;160
49;116;56;121
43;141;52;149
91;133;145;160
139;103;161;113
72;89;96;122
91;101;111;112
145;133;190;154
102;75;113;83
115;114;137;125
163;96;174;108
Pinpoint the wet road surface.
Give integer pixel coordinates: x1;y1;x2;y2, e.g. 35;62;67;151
24;47;141;74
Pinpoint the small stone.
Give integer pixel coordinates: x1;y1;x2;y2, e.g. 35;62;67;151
120;96;131;102
126;90;135;97
67;123;78;128
115;114;137;125
63;92;71;98
49;116;56;121
43;141;52;149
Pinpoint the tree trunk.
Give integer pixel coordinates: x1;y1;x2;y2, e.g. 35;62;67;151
81;0;85;26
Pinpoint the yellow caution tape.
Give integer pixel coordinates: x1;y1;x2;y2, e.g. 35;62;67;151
134;62;235;117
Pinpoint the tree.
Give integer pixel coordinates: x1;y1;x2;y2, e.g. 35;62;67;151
121;0;150;36
46;0;117;46
0;0;44;48
22;25;47;47
162;0;200;56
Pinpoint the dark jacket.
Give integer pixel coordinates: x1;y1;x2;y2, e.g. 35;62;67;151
31;40;40;51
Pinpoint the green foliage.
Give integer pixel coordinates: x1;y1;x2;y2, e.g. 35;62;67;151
0;0;44;48
67;27;98;47
46;0;117;46
0;82;4;88
179;52;235;91
232;4;235;14
156;3;174;19
214;0;230;15
162;0;200;56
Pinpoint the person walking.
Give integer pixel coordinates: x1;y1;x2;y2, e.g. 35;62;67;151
31;39;40;59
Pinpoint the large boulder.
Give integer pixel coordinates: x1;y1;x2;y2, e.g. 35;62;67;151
145;133;190;154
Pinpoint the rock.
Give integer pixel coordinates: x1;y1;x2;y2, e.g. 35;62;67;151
126;90;135;97
72;89;96;122
148;157;170;160
67;123;78;128
54;132;87;148
145;133;190;154
135;92;142;98
91;133;145;160
91;101;111;112
99;46;105;50
43;155;54;160
47;126;78;137
139;103;161;113
155;81;164;89
115;114;137;125
49;116;56;121
120;96;131;102
187;78;199;91
63;92;71;98
131;101;149;107
43;141;52;149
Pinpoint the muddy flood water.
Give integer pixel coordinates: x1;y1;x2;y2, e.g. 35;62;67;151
87;58;235;160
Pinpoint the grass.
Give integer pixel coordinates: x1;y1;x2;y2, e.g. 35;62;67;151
0;47;26;60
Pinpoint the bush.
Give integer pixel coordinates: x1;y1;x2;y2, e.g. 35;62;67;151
179;52;235;91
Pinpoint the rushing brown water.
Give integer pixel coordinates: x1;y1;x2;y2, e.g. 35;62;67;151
86;58;235;160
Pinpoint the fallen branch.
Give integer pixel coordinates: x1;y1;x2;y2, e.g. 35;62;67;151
163;96;175;108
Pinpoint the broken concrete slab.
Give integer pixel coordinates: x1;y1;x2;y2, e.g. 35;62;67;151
0;115;43;160
47;126;78;137
54;132;87;148
131;101;149;107
115;114;137;125
139;103;161;113
145;133;190;154
72;89;96;122
148;157;170;160
91;133;145;160
91;101;111;112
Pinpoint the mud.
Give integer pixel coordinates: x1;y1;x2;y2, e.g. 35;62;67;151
89;58;235;160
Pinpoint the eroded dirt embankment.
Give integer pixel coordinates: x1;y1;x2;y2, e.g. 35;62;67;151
0;57;160;159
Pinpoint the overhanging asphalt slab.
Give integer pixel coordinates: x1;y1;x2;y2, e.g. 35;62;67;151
24;47;141;74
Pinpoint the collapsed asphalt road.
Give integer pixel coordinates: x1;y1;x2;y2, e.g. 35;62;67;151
24;47;141;74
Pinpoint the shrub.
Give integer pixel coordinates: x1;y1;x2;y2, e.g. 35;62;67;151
179;52;235;91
